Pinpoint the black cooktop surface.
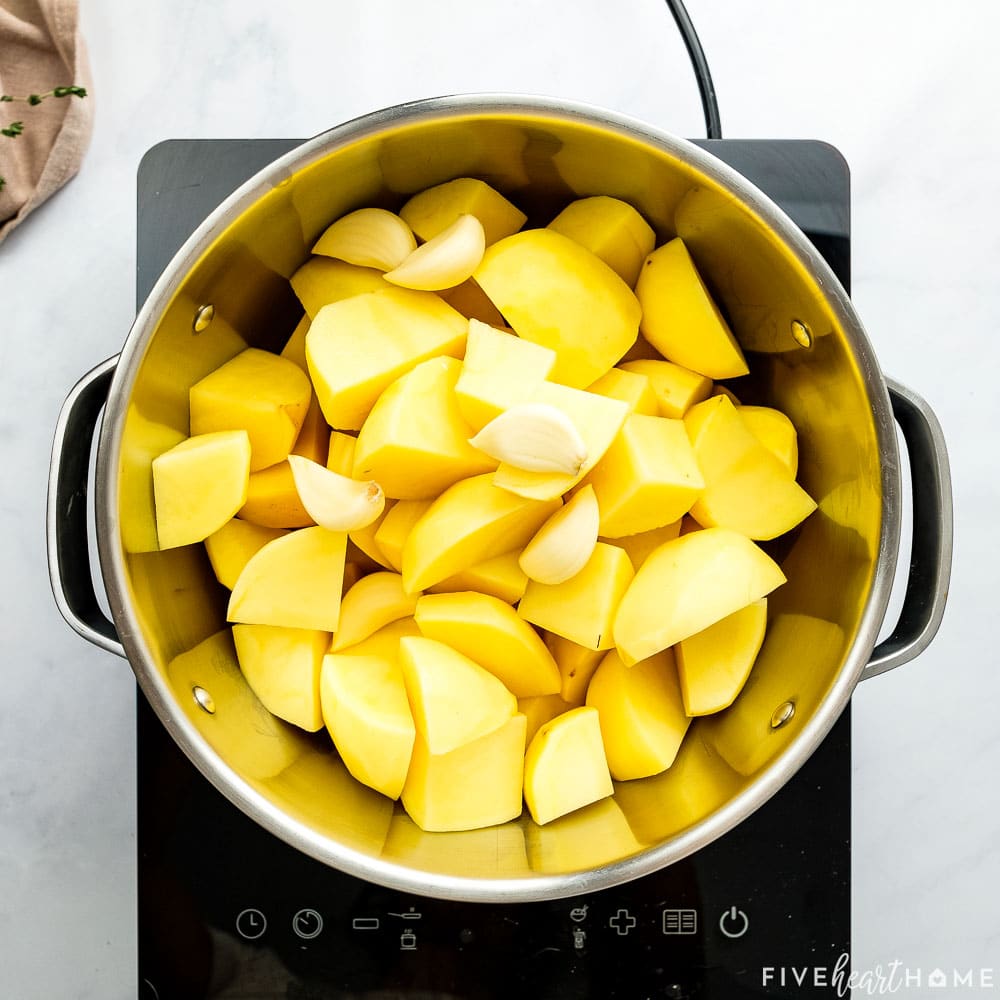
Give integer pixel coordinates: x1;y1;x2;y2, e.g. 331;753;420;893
136;137;852;1000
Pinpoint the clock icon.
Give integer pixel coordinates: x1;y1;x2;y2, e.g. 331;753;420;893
292;908;324;940
235;908;267;940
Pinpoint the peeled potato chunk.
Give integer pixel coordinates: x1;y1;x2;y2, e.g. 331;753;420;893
523;706;614;825
414;591;561;697
152;430;251;550
334;617;421;662
402;713;527;832
684;395;816;540
400;176;527;246
348;501;394;571
676;598;768;715
399;636;517;755
374;499;433;572
232;624;329;731
605;519;682;571
635;238;749;379
739;405;798;476
353;356;496;499
475;228;641;388
238;395;331;529
454;319;557;432
290;257;389;319
426;550;528;605
280;314;310;371
544;632;605;706
547;195;655;288
401;473;561;593
306;287;467;430
587;367;659;416
320;651;415;799
613;527;785;665
619;358;713;419
518;542;634;652
332;572;419;651
583;413;704;537
228;526;347;632
586;647;690;780
120;409;187;553
189;348;312;472
204;518;288;589
518;694;575;744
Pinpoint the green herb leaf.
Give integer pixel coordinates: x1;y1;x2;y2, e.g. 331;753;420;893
1;121;25;138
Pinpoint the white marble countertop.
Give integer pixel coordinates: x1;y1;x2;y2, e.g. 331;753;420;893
2;1;997;997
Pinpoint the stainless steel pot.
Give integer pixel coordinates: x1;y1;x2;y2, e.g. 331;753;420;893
47;95;952;901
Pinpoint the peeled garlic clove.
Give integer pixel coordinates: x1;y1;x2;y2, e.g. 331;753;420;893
312;208;417;271
519;485;600;585
469;402;587;475
383;214;486;291
288;455;385;531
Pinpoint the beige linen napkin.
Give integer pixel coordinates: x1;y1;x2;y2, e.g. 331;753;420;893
0;0;93;244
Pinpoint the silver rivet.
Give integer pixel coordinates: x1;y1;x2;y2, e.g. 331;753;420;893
770;701;795;729
193;303;215;333
790;320;813;349
192;685;216;714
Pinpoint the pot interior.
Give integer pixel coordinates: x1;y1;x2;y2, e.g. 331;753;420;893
107;103;886;898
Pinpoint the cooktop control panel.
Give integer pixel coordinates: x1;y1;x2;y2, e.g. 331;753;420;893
136;137;852;1000
139;695;849;1000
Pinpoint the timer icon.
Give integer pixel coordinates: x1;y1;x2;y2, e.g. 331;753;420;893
292;908;324;940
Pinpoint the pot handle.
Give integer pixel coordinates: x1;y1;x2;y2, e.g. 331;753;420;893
861;379;952;680
47;356;126;658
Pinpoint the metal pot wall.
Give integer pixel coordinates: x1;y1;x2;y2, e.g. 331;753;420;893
47;95;952;902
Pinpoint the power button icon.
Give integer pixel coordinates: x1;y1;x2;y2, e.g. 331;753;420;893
719;906;749;939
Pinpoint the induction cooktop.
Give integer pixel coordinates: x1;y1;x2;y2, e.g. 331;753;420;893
135;136;852;1000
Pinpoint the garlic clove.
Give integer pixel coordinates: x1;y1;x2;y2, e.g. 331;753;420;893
519;485;600;585
288;455;385;532
383;214;486;291
469;402;587;475
312;208;417;271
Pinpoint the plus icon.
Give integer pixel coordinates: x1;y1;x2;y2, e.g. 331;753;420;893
608;908;637;936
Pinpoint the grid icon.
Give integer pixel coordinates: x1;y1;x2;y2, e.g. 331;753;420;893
662;908;698;935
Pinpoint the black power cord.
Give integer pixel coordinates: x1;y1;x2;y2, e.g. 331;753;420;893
663;0;722;139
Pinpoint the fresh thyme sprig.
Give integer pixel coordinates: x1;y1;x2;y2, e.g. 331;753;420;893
0;85;88;193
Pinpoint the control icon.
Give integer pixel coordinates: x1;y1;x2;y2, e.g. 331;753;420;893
569;905;588;923
292;908;324;940
608;908;637;936
719;906;749;939
235;908;267;940
572;927;587;950
400;929;418;951
352;916;380;931
662;909;698;935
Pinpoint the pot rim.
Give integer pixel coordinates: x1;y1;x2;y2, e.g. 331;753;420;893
96;93;900;901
